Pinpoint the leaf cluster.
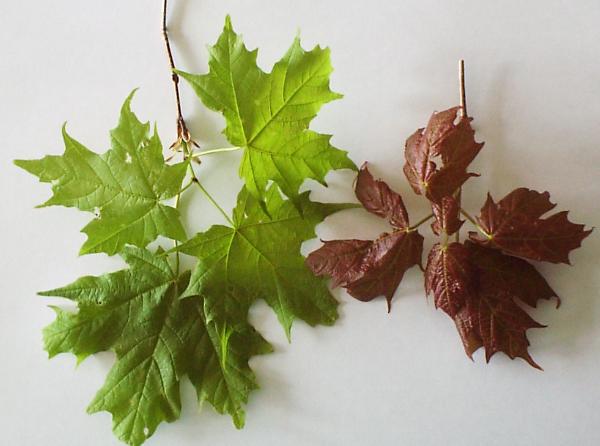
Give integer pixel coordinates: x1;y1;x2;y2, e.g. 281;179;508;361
16;17;355;446
307;106;591;369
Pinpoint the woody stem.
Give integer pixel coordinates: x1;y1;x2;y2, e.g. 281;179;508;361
455;59;467;242
459;59;467;118
162;0;190;142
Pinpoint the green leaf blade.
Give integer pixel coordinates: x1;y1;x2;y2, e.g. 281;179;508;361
180;186;355;337
15;93;187;256
178;16;356;203
41;247;270;445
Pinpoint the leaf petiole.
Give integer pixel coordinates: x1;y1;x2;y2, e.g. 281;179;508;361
192;179;234;225
176;179;194;196
408;213;434;231
177;141;235;226
190;147;242;158
173;180;187;274
459;208;490;238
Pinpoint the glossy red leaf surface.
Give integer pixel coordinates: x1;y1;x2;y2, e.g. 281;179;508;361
470;188;592;264
305;239;372;288
444;242;560;369
307;98;591;370
431;196;464;236
347;231;424;307
467;283;545;370
403;107;483;202
307;165;423;310
355;163;409;228
307;232;423;310
466;241;559;308
425;242;474;317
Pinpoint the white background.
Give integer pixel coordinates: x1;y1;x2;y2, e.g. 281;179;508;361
1;1;599;445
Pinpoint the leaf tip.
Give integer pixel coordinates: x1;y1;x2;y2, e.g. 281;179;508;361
526;355;544;371
120;88;140;116
224;14;233;30
232;411;246;430
60;121;69;137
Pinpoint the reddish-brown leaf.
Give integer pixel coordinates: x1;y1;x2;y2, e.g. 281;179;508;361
453;305;483;359
403;107;484;202
470;188;592;264
431;196;464;236
453;289;543;369
306;94;590;369
403;108;457;197
473;280;545;370
444;241;557;369
344;231;424;309
307;231;424;311
307;169;424;310
305;239;371;288
466;241;559;308
438;117;484;168
355;163;408;228
425;242;474;317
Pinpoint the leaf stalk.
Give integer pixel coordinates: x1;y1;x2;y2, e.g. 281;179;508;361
191;147;242;158
459;208;490;238
408;213;434;232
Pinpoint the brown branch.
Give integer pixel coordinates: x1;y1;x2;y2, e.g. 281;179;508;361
162;0;192;148
455;60;467;241
459;59;467;118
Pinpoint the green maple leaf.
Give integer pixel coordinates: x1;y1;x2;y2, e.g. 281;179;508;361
41;247;271;446
14;92;187;255
17;14;357;446
177;16;356;203
178;186;356;337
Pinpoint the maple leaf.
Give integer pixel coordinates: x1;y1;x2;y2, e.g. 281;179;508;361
307;164;424;310
306;83;590;369
403;107;483;202
425;195;470;317
467;241;559;309
470;188;592;263
177;186;356;338
425;242;474;318
15;92;187;255
431;195;464;236
176;16;356;203
454;242;561;368
425;240;558;368
41;247;271;446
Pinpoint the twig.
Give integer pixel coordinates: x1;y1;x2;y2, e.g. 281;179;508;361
162;0;194;149
459;59;467;119
455;60;467;242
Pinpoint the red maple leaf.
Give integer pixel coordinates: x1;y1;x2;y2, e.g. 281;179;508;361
431;195;464;236
425;242;473;318
469;188;592;264
448;242;561;369
403;107;483;203
306;164;423;311
307;89;591;369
